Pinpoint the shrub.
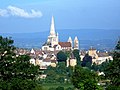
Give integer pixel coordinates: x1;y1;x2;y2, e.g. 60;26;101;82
56;86;64;90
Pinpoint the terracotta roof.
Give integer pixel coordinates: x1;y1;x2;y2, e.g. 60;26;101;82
58;42;71;47
43;58;51;62
51;60;57;63
35;50;44;55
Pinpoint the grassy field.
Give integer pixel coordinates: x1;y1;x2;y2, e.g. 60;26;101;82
40;83;74;90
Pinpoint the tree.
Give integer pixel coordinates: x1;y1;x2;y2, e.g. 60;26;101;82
91;62;99;71
44;63;68;83
115;39;120;49
81;53;92;68
0;36;40;90
105;40;120;89
98;60;110;72
71;66;102;90
72;49;81;65
57;51;67;62
65;51;71;58
56;86;64;90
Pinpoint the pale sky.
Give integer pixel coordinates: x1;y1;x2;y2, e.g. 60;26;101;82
0;0;120;33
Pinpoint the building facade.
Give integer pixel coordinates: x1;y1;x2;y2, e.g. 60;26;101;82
42;16;79;51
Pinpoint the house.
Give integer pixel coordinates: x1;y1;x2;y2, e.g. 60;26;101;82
87;47;113;65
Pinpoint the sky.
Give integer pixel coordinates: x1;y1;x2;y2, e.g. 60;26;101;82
0;0;120;33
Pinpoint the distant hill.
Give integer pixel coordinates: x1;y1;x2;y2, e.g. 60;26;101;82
0;29;120;50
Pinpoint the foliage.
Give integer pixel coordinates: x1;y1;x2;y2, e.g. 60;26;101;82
44;65;66;83
106;85;120;90
65;87;73;90
91;62;99;71
98;60;111;72
0;36;40;90
56;86;64;90
48;87;56;90
41;83;73;90
71;65;102;90
57;51;67;62
72;49;81;65
115;39;120;49
105;40;120;88
44;62;73;84
33;84;45;90
81;53;92;68
65;51;71;58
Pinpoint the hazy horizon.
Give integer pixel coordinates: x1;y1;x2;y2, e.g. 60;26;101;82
1;29;119;50
0;0;120;33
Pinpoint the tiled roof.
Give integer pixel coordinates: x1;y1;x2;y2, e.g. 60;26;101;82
43;58;51;62
58;42;71;47
51;60;57;63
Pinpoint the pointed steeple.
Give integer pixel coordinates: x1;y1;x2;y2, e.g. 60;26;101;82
50;16;56;36
31;48;35;54
68;36;73;47
74;36;78;42
68;37;72;42
74;36;79;49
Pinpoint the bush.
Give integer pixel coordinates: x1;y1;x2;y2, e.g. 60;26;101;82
106;85;120;90
56;86;64;90
49;87;56;90
34;84;45;90
66;87;74;90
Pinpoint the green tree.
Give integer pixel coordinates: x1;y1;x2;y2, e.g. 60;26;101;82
0;36;40;90
91;62;99;71
81;53;92;68
105;40;120;89
48;87;56;90
99;59;110;72
44;64;65;83
71;66;102;90
65;51;71;58
115;39;120;49
72;49;81;65
56;86;64;90
57;51;67;62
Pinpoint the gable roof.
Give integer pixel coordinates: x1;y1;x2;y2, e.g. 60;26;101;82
58;42;71;47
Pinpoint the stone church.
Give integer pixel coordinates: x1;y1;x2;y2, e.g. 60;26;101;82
42;16;79;51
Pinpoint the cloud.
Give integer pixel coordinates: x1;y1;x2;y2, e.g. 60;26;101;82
0;6;42;18
0;9;8;17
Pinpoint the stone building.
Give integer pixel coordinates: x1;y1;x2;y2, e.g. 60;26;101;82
42;16;79;51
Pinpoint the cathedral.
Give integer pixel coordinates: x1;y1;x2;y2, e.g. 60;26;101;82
42;16;79;51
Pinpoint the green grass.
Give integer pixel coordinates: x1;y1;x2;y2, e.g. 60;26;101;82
41;83;74;90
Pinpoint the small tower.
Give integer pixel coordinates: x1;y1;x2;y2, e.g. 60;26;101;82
68;36;72;47
74;36;79;49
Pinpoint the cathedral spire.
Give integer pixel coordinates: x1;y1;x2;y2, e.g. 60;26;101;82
74;36;79;49
68;36;72;47
50;16;56;36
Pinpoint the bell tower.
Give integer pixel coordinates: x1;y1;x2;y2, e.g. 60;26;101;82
68;36;72;47
74;36;79;49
